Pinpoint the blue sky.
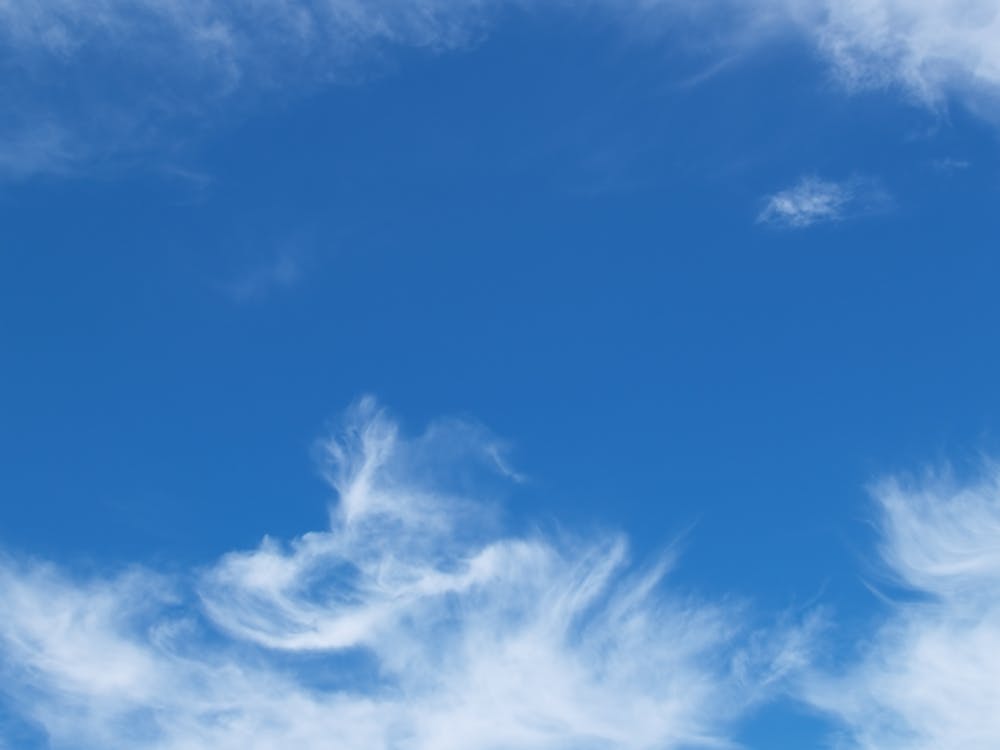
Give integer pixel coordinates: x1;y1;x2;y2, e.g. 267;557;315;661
3;3;1000;749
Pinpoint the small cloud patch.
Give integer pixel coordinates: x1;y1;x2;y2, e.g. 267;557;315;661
757;176;889;229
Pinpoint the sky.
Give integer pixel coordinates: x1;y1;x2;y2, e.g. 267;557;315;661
2;2;1000;749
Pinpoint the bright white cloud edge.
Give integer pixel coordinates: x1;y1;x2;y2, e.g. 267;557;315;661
804;465;1000;750
4;400;1000;748
0;398;813;750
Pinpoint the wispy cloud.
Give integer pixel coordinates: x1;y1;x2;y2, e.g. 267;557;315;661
0;0;498;178
0;398;812;749
813;0;1000;114
0;122;81;180
222;252;302;303
4;1;1000;178
805;464;1000;749
757;176;890;228
930;157;971;173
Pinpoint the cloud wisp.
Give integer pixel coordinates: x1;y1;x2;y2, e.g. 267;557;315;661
222;252;303;303
0;0;500;179
805;465;1000;750
757;176;890;228
6;398;1000;749
0;398;810;749
4;1;1000;178
813;0;1000;113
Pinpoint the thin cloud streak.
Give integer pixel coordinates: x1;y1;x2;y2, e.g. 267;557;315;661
0;398;812;749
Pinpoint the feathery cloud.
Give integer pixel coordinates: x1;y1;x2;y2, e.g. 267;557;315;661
3;1;1000;178
757;176;889;228
0;398;811;749
0;0;499;178
805;465;1000;749
813;0;1000;111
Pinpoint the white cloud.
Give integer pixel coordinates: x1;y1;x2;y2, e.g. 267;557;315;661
757;175;889;228
0;0;500;178
0;0;493;70
811;0;1000;112
757;177;854;228
3;1;1000;178
0;398;812;749
804;465;1000;750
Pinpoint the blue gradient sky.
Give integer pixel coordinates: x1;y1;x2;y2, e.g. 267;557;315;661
2;4;1000;749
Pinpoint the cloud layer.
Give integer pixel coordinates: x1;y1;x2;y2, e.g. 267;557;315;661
3;0;1000;177
5;400;1000;748
805;466;1000;749
0;0;500;176
0;399;806;749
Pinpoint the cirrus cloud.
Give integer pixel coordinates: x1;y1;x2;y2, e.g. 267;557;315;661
805;464;1000;749
2;0;1000;178
756;175;890;228
0;398;813;749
